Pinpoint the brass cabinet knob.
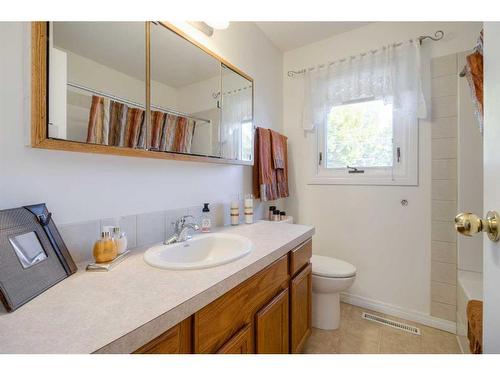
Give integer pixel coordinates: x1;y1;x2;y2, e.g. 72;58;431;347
455;211;500;242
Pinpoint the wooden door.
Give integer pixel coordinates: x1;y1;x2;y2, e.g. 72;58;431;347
217;324;253;354
290;263;312;353
255;288;289;354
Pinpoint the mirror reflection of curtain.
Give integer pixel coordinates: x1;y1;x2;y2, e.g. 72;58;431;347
86;96;195;152
158;113;195;153
86;95;145;148
221;89;252;159
86;96;109;145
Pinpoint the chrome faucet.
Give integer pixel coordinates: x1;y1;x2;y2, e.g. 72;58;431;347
165;215;200;245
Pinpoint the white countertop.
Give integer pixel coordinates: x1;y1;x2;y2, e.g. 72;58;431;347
0;221;314;354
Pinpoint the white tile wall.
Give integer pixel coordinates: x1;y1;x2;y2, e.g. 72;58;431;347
58;203;237;264
431;241;457;264
431;281;457;305
431;221;457;243
431;138;457;159
431;54;458;78
431;75;458;98
58;220;100;264
432;200;457;222
432;159;457;180
431;261;457;285
431;117;458;139
431;179;457;201
137;211;166;247
431;96;458;119
430;53;458;322
431;301;456;322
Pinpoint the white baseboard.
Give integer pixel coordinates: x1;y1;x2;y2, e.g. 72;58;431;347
341;292;457;334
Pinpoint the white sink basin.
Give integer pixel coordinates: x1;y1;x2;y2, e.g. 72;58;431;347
143;233;253;270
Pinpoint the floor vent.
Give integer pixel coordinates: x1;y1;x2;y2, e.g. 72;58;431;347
362;312;421;335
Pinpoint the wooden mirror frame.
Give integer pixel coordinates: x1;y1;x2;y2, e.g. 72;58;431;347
31;21;254;166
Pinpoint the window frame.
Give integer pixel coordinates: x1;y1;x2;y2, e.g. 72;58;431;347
309;97;419;186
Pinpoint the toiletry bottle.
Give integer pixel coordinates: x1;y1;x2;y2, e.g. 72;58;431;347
93;231;118;263
269;206;276;221
230;201;240;226
280;211;286;221
273;209;280;221
244;194;254;224
201;203;211;233
113;226;128;255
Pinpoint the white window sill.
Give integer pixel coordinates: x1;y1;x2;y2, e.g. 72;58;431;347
308;176;418;186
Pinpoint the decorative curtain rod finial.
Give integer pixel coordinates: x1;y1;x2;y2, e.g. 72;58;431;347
418;30;444;45
287;30;446;78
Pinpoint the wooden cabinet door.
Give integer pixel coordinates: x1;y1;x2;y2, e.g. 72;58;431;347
255;288;289;354
290;263;312;353
133;317;192;354
217;324;253;354
194;255;289;353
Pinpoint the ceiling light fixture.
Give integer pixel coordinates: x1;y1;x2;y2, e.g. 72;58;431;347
205;21;230;30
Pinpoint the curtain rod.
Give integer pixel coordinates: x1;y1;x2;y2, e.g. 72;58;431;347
287;30;445;78
67;82;212;124
211;84;253;99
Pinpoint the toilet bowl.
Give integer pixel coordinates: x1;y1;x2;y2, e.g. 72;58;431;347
311;254;356;330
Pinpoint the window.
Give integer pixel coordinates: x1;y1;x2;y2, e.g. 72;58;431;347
325;99;393;169
312;97;418;186
302;41;424;186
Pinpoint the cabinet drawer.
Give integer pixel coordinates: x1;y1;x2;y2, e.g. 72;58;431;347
290;239;312;277
217;324;253;354
194;255;289;353
133;317;192;354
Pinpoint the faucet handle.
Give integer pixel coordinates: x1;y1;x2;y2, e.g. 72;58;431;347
178;215;194;225
174;215;195;232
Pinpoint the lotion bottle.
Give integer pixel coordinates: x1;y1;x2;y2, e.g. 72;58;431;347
112;226;128;254
201;203;211;233
244;194;254;224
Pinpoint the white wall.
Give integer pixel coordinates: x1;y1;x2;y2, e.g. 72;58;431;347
0;22;283;225
283;22;482;317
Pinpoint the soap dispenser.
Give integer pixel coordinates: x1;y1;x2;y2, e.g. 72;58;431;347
93;231;118;263
201;203;212;233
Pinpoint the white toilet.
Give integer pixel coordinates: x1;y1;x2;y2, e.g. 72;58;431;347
311;254;356;330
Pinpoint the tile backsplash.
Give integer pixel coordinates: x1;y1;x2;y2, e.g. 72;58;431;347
57;201;267;264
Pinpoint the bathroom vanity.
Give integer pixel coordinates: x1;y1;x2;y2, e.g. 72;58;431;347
136;238;311;354
0;221;314;354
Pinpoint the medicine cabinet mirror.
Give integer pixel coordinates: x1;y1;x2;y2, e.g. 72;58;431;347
32;21;254;165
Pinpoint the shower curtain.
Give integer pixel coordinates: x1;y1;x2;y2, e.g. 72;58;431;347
220;88;252;159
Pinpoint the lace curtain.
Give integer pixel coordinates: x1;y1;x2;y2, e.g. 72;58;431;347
302;41;426;131
220;89;252;159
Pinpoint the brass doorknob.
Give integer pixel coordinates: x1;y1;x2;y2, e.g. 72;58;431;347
455;211;500;242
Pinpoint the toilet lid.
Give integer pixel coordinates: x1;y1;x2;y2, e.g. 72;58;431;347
311;255;356;278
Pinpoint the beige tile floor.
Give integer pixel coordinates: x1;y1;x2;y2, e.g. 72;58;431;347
303;303;461;354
